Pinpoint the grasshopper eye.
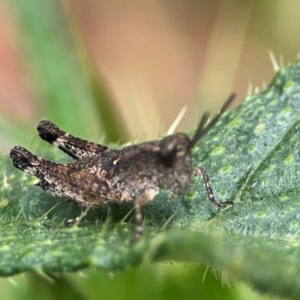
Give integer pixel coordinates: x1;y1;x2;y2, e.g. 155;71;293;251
158;140;177;167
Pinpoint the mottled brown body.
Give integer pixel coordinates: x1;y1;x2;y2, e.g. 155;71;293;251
10;94;235;242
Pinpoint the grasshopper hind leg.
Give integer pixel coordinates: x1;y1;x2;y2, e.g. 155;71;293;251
37;120;109;159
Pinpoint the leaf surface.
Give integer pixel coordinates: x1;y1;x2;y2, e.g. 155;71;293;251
1;59;300;298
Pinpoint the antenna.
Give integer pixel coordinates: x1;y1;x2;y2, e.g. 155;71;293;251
189;93;236;149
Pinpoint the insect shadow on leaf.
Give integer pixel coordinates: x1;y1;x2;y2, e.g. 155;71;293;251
10;94;235;244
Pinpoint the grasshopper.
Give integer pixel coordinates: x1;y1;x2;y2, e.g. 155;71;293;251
10;94;235;242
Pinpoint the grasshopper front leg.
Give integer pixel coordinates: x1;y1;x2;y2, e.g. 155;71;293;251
193;167;233;207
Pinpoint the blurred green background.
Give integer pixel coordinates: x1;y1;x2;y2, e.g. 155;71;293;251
0;0;298;299
1;0;300;153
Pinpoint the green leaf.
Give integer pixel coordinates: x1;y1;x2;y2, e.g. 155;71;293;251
1;59;300;299
0;264;239;300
